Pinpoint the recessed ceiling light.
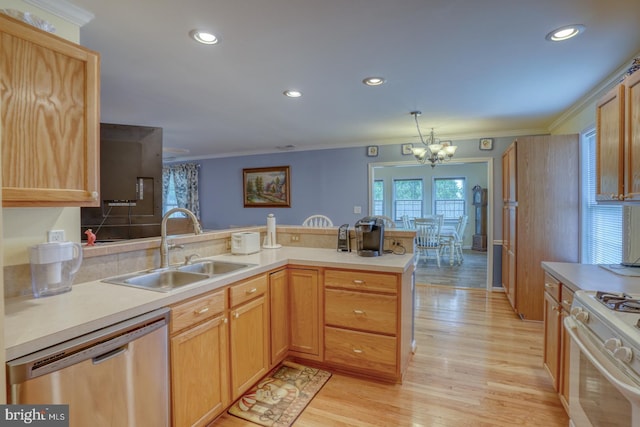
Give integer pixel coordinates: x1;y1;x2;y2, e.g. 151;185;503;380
283;90;302;98
189;29;219;45
362;77;386;86
545;24;585;42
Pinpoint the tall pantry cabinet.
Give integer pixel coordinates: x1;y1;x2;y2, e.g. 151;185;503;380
501;135;579;321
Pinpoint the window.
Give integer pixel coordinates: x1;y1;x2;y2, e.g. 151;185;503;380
393;179;423;220
162;163;201;219
373;180;384;216
582;130;622;264
434;177;465;219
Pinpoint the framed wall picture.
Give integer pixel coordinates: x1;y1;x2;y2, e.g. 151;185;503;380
401;143;413;155
367;145;379;157
243;166;290;208
479;138;494;151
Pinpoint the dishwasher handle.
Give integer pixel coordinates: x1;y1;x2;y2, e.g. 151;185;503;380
92;345;128;365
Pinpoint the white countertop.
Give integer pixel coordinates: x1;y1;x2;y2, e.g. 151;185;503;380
5;247;414;361
542;262;640;294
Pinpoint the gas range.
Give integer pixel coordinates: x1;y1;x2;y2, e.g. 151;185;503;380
572;290;640;377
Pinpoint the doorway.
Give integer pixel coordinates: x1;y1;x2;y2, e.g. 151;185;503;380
368;157;494;291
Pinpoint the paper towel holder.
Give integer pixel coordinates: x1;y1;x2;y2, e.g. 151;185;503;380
263;213;282;249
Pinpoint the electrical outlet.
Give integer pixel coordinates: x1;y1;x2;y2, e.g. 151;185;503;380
290;234;300;242
353;206;362;214
47;230;65;242
226;238;231;250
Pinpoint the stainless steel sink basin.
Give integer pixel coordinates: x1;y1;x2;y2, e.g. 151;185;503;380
177;260;251;275
103;260;254;292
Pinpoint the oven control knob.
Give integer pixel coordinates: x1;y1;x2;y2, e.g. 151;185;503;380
613;346;633;363
571;308;589;323
604;338;622;352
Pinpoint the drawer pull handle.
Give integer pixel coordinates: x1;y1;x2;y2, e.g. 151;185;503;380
562;300;571;306
195;307;209;315
245;288;258;295
353;309;366;315
352;280;365;285
352;348;364;354
544;283;553;289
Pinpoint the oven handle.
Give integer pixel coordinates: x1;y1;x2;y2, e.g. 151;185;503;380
565;316;640;401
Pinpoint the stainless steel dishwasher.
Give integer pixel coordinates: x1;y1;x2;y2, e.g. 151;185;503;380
7;308;170;427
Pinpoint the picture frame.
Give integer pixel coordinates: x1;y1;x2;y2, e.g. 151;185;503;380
479;138;494;151
367;145;379;157
401;143;414;155
243;166;290;208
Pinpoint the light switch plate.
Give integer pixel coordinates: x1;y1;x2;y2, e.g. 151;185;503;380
47;230;65;242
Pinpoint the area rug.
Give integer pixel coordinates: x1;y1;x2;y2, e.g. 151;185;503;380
228;360;332;427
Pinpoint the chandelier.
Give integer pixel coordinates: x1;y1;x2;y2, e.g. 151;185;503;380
409;111;457;167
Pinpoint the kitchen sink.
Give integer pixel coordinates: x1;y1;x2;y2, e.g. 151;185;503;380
177;260;251;275
103;260;255;292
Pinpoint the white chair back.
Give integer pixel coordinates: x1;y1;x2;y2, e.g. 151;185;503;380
456;215;468;240
401;215;412;229
302;214;334;227
415;217;442;250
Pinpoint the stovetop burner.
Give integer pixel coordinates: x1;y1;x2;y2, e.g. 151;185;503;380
596;291;640;313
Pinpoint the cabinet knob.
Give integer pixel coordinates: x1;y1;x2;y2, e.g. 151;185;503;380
233;312;239;319
91;191;99;200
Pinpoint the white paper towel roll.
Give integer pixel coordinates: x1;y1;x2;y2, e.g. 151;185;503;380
263;213;281;249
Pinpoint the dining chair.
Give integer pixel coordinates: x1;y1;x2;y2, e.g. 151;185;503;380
401;215;412;229
453;215;468;264
414;217;442;267
373;215;396;228
302;214;334;227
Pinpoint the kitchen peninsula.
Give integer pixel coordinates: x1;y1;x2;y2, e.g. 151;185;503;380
5;227;415;424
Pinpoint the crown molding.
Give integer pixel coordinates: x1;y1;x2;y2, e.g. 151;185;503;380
549;52;640;132
25;0;94;27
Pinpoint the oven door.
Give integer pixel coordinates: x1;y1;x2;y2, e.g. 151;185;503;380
565;316;640;427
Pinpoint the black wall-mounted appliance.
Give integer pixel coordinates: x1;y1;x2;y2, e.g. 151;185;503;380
80;123;163;241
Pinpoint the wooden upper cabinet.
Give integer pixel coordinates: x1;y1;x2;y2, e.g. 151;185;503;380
0;14;100;206
625;71;640;201
595;71;640;202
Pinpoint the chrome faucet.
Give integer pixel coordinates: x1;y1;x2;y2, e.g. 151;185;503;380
160;208;202;268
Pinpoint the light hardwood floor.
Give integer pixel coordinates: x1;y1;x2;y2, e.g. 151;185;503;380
214;286;568;426
416;249;488;289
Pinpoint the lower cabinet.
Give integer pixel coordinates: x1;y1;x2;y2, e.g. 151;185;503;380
542;271;573;414
229;274;269;400
288;267;322;360
323;268;404;381
269;269;290;365
170;289;229;427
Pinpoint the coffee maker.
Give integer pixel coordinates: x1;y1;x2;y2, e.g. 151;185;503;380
354;216;385;257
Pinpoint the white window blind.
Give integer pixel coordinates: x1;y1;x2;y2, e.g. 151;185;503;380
582;130;623;264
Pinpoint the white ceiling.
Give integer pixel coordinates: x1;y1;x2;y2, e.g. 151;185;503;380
68;0;640;160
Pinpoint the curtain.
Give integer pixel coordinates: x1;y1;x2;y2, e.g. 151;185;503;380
163;163;201;218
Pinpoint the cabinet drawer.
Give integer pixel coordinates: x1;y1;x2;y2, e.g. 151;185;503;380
325;270;397;294
325;289;396;334
170;289;226;334
561;285;574;312
229;274;267;307
544;272;561;302
324;326;396;375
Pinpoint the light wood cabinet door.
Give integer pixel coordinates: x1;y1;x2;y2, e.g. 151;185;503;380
229;295;269;400
625;71;640;201
0;14;100;207
596;84;625;202
171;315;229;427
269;269;289;366
289;268;321;359
543;290;561;391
